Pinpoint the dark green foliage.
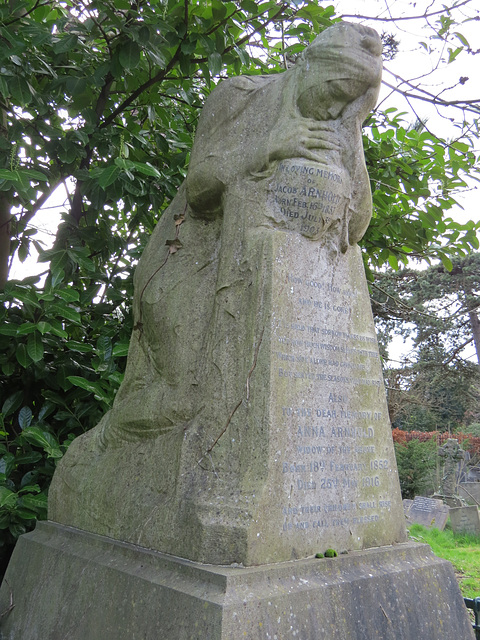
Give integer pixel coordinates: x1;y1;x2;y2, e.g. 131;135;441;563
373;253;480;358
373;253;480;431
385;339;480;433
324;548;338;558
0;272;131;567
363;112;479;278
461;423;480;438
394;438;437;499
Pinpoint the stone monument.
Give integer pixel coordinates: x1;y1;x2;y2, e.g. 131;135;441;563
0;22;474;640
449;505;480;535
404;496;449;530
438;437;465;506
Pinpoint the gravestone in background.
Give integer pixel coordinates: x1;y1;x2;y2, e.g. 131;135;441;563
450;506;480;535
0;22;474;640
459;482;480;505
437;438;465;506
405;496;449;530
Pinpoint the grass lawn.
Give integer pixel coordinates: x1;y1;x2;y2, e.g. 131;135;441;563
408;523;480;598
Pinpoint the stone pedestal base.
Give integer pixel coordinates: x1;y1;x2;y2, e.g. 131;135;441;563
0;521;473;640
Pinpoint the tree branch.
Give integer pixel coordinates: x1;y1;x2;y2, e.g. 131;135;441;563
17;179;64;230
3;0;54;26
341;0;472;24
442;337;474;366
382;77;480;116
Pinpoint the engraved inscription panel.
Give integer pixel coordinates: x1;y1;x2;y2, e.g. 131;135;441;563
267;159;349;240
407;496;449;530
265;230;403;553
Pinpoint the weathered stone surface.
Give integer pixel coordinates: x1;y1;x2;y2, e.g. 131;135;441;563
0;522;474;640
449;506;480;535
438;438;465;497
405;496;449;530
48;22;407;566
458;482;480;505
48;237;406;565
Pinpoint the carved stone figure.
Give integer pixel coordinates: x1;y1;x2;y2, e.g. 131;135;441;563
90;21;382;448
50;23;407;566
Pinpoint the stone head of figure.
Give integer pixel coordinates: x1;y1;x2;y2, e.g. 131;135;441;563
295;22;383;121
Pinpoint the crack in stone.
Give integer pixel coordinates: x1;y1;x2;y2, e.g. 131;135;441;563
198;326;265;470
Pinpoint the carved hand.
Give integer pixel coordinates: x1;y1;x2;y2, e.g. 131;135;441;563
268;118;343;165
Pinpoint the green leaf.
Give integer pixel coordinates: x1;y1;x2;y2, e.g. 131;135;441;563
66;341;93;353
454;32;469;48
10;287;41;308
55;287;80;302
53;34;78;54
49;302;81;324
212;0;227;20
17;322;37;335
20;492;48;513
2;391;23;417
0;168;48;182
448;46;462;64
67;376;106;397
18;484;41;496
130;162;162;178
97;165;120;189
27;332;44;362
16;344;30;368
1;362;15;376
387;254;399;270
21;427;63;459
9;523;27;537
36;321;52;335
14;508;37;521
0;487;16;509
0;324;19;336
9;76;32;106
18;406;33;429
0;76;8;99
438;253;453;271
119;40;141;70
0;454;15;477
21;168;49;182
47;320;68;339
14;451;42;465
208;52;222;76
112;342;130;357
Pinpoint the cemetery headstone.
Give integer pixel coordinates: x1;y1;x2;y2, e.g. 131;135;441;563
439;438;465;497
0;22;474;640
458;482;480;506
449;506;480;536
405;496;449;530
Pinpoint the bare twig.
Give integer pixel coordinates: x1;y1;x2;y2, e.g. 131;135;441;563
341;1;472;24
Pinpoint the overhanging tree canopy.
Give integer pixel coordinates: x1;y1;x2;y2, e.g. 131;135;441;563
0;0;479;287
372;253;480;432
